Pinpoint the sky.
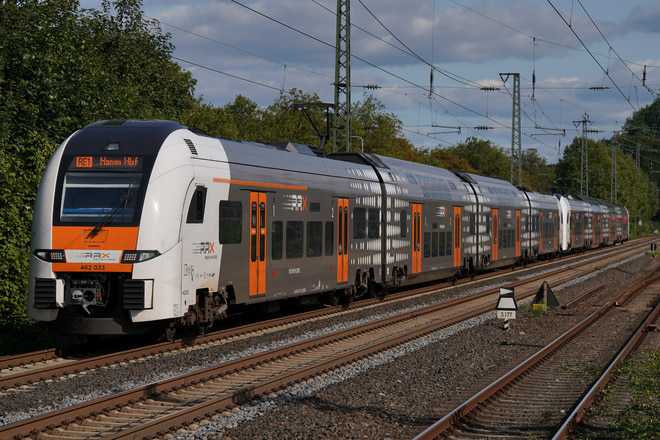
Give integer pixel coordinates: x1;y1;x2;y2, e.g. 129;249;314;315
80;0;660;163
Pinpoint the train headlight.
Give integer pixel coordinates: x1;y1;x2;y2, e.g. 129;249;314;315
34;249;66;262
121;250;160;263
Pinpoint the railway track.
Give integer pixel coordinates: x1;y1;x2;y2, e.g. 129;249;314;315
1;240;652;439
1;238;650;394
413;262;660;439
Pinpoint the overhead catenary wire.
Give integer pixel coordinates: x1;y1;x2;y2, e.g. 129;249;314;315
149;0;654;157
546;0;637;111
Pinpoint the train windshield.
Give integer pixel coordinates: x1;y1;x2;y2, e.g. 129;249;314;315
60;172;142;223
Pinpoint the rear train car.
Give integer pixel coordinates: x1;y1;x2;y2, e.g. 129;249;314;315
556;194;629;253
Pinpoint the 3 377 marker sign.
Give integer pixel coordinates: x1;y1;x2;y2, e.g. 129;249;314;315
497;310;516;319
495;287;518;320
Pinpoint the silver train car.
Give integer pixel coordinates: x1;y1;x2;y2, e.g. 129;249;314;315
27;120;628;337
556;194;629;253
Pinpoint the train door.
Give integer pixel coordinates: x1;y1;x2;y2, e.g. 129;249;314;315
554;213;558;250
412;203;422;274
515;210;521;257
492;209;498;261
337;198;349;283
539;211;544;253
249;192;267;297
453;206;462;267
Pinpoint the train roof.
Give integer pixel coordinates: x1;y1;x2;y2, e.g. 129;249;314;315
338;153;476;202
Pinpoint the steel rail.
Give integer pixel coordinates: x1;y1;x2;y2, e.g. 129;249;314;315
552;282;660;439
1;238;649;391
412;266;659;440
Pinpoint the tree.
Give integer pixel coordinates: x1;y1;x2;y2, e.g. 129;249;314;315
181;101;239;139
519;149;555;192
555;136;659;225
0;0;197;320
262;89;327;147
223;95;266;141
445;137;510;179
418;149;476;172
350;94;420;160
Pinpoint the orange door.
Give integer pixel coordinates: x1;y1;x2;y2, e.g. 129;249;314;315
453;207;462;267
249;192;267;297
337;198;349;283
492;209;498;261
412;204;422;273
539;211;543;252
515;210;521;257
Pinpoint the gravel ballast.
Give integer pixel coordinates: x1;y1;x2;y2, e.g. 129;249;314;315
1;251;656;440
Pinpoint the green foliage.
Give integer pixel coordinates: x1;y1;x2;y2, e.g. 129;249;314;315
0;0;196;323
445;137;510;178
610;349;660;439
0;317;79;356
181;101;240;139
555;135;659;225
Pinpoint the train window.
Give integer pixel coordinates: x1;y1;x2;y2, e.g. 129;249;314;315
306;222;322;257
445;232;452;256
353;208;366;239
325;222;334;256
368;208;380;239
186;186;207;224
439;232;446;256
469;213;476;235
400;210;407;238
424;232;431;258
310;202;321;212
431;232;438;257
286;221;303;259
219;201;242;244
60;172;141;223
272;221;283;260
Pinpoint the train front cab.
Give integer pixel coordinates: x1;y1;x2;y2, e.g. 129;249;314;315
28;120;192;335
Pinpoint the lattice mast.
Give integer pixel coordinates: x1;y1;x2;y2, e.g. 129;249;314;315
500;73;521;185
333;0;351;153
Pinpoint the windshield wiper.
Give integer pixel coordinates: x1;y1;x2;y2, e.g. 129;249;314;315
86;189;133;240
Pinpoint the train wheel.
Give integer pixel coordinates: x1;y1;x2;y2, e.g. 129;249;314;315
165;324;177;342
197;322;212;336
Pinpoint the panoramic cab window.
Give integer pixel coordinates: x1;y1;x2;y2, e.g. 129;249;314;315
60;173;141;223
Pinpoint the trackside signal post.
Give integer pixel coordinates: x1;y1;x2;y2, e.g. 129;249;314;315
496;287;518;332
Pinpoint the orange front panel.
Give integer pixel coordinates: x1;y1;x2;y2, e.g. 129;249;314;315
453;207;462;267
337;198;349;283
52;226;139;273
249;192;267;296
492;209;498;261
412;204;422;274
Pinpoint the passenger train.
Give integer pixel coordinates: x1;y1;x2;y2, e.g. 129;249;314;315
27;120;629;337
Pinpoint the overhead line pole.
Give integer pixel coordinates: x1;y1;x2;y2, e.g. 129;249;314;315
500;73;521;185
333;0;351;153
